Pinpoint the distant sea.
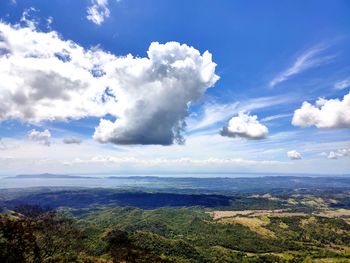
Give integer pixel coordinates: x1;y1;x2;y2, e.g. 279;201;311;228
0;177;156;189
0;173;349;189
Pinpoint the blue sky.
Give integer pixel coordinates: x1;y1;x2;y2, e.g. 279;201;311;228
0;0;349;175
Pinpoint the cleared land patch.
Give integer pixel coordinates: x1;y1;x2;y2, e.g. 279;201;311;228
217;216;276;238
317;209;350;218
208;210;307;219
209;208;350;220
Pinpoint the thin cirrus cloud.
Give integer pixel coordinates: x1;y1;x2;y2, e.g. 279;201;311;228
63;156;283;167
260;113;292;123
28;129;51;146
287;150;302;160
0;21;219;146
269;45;334;88
221;112;268;140
292;92;350;129
334;79;350;90
187;95;292;133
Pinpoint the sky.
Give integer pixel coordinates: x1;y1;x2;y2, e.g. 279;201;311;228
0;0;349;176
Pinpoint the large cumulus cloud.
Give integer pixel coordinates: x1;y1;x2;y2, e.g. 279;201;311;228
292;92;350;128
0;22;219;145
93;42;219;145
0;22;112;122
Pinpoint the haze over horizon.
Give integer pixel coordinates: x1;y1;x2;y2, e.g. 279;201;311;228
0;0;349;176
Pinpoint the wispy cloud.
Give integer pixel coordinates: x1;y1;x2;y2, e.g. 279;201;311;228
1;128;349;175
0;138;7;150
63;156;284;166
187;102;239;132
323;148;350;159
20;7;39;29
269;45;334;88
261;113;292;122
187;95;293;132
86;0;110;25
334;78;350;90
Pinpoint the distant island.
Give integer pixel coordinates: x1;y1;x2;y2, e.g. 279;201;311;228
10;173;94;179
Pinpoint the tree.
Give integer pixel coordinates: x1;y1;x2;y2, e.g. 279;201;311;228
0;215;41;263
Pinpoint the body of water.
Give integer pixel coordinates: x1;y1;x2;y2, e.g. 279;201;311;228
1;174;349;190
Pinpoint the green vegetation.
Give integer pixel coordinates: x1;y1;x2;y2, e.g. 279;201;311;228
1;184;350;262
1;203;350;262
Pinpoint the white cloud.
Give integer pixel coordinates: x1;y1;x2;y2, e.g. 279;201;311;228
1;131;350;175
334;79;350;90
28;129;51;146
187;102;239;132
221;112;268;140
92;42;219;145
46;16;53;29
20;7;39;29
187;95;292;132
325;148;350;159
0;22;111;122
0;22;219;145
86;0;111;25
269;45;333;88
287;150;302;160
292;92;350;128
0;139;7;150
63;156;283;167
63;137;82;144
261;113;292;122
